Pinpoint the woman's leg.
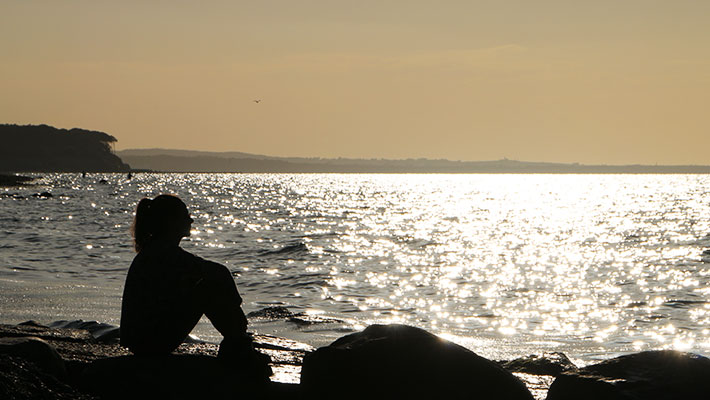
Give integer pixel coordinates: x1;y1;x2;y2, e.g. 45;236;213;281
196;261;272;379
197;260;248;337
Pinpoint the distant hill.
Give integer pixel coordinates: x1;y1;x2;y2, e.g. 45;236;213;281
118;148;271;160
118;148;710;174
1;124;130;172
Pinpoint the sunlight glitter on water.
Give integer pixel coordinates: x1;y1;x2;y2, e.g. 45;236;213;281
2;173;710;362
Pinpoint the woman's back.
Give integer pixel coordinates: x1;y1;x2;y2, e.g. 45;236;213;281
120;241;231;353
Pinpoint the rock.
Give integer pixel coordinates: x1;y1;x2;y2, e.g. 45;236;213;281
17;320;47;327
4;322;95;343
247;306;346;326
301;324;534;399
80;354;271;400
546;350;710;400
48;320;120;344
247;306;295;319
0;354;94;400
0;336;67;381
500;352;577;376
0;322;307;397
1;322;129;387
1;322;308;385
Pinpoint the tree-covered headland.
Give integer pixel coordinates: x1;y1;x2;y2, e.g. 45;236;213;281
0;124;131;172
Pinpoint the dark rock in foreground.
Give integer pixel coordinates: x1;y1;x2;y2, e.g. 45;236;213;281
0;354;94;400
0;336;68;381
247;305;347;326
500;352;578;377
301;324;535;400
0;321;308;399
7;321;708;400
81;354;285;400
546;350;710;400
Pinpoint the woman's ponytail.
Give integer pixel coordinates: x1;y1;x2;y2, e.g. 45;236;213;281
132;198;153;252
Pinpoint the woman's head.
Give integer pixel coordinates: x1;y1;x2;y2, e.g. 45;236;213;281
131;194;194;252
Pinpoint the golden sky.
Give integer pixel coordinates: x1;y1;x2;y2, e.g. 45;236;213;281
2;1;709;164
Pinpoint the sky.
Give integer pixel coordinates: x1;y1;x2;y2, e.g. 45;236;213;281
2;1;709;164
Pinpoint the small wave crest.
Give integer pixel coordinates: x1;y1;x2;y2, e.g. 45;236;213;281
258;241;310;259
663;299;708;308
701;249;710;263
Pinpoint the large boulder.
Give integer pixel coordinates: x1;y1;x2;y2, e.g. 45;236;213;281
301;324;534;399
0;336;67;381
0;354;91;400
80;354;271;400
546;350;710;400
500;352;578;376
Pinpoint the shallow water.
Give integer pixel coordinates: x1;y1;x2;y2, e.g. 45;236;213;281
2;173;710;364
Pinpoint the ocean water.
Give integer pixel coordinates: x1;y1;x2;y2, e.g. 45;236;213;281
2;173;710;365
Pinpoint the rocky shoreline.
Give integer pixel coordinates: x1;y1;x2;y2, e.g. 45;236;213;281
2;321;709;399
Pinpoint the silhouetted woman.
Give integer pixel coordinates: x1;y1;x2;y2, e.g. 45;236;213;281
120;194;271;378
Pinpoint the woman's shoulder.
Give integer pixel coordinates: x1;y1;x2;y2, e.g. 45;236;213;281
175;246;206;263
132;242;225;272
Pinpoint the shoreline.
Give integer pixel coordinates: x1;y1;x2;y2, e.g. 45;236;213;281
4;319;710;399
0;320;552;398
0;320;308;398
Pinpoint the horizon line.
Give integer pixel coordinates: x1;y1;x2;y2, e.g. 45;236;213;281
116;147;710;168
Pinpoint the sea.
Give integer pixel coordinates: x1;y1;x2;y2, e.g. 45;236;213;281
2;173;710;366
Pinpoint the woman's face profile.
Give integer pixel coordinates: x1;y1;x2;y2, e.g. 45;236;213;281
180;206;194;238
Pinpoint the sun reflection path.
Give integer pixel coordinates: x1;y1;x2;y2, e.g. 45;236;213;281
206;173;710;361
238;175;687;355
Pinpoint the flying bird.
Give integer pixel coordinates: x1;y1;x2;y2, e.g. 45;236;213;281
253;99;261;103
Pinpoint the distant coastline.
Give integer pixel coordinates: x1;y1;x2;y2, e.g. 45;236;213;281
119;148;710;174
0;124;130;173
3;121;708;174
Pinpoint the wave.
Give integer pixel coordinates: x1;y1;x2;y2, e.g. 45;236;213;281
300;232;340;239
258;241;310;258
6;266;35;271
663;299;708;308
391;234;439;249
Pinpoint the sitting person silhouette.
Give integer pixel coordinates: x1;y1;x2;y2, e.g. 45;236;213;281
120;194;271;379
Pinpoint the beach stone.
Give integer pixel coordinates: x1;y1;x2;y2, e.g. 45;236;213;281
2;322;95;343
301;324;534;399
0;322;305;397
80;354;267;400
546;350;710;400
48;320;120;344
247;306;295;319
247;306;346;326
0;336;67;381
500;352;577;376
0;354;92;400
